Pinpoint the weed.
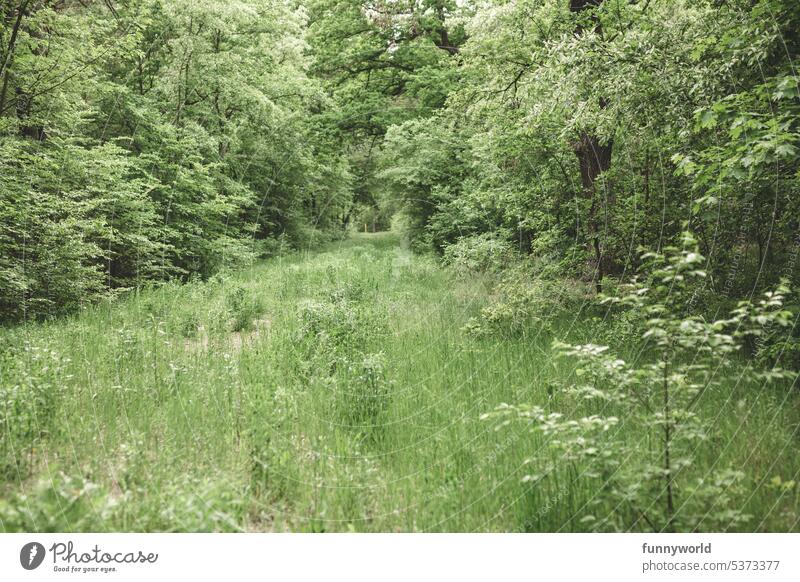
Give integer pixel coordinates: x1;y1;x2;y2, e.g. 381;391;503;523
442;233;516;276
339;352;392;429
0;344;65;480
0;472;115;532
227;286;264;332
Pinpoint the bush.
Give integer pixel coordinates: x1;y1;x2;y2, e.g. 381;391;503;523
298;282;383;365
442;233;516;276
484;233;797;531
297;282;390;436
131;474;247;532
463;265;588;338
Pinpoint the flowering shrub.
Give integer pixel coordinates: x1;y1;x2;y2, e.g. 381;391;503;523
484;233;796;531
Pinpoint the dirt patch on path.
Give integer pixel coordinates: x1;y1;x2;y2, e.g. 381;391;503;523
184;318;272;355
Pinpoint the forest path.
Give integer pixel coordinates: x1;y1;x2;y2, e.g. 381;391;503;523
1;231;554;531
2;233;798;532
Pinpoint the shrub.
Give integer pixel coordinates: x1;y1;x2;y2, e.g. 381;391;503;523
327;280;368;304
463;265;588;338
298;282;384;367
484;233;797;531
133;474;246;532
297;283;390;437
442;233;516;276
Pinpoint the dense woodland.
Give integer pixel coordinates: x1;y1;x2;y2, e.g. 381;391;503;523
1;0;800;532
1;0;798;319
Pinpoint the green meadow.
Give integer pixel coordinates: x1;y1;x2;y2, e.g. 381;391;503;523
1;232;798;532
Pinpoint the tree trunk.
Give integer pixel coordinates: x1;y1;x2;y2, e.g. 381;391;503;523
572;131;612;292
570;0;612;293
0;0;31;114
435;4;458;55
15;86;44;140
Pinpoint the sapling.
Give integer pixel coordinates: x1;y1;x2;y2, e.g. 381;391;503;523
484;232;796;531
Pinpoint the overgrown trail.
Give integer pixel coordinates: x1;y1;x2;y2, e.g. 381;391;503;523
1;234;799;532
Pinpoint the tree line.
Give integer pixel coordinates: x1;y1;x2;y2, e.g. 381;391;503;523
367;0;799;298
0;0;351;321
1;0;799;321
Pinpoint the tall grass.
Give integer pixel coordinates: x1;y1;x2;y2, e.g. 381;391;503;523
0;232;798;532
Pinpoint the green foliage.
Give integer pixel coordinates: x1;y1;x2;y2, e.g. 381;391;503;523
0;472;116;532
339;351;391;429
442;233;516;276
298;279;385;372
463;262;588;338
226;286;264;333
376;0;800;298
0;234;798;532
0;470;246;532
130;474;247;532
484;234;797;531
5;0;794;319
2;0;800;535
0;0;353;322
0;343;65;480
